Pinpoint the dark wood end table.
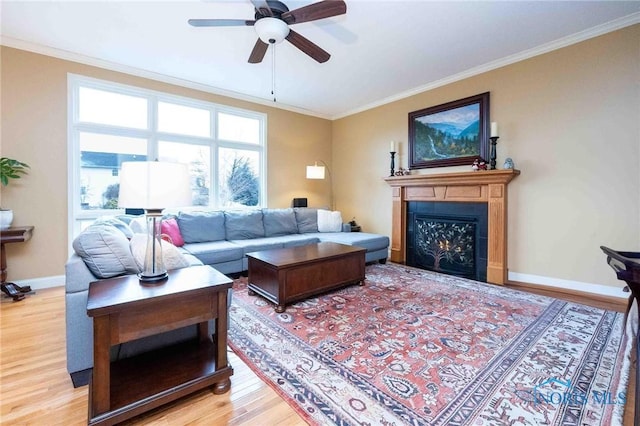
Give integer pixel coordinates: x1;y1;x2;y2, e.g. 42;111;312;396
1;226;34;284
86;265;233;425
246;242;366;313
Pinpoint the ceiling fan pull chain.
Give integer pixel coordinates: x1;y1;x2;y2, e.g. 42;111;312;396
272;45;277;102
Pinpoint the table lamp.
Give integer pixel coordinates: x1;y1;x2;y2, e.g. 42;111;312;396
118;161;191;283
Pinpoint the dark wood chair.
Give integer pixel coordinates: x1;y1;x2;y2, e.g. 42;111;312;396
600;245;639;426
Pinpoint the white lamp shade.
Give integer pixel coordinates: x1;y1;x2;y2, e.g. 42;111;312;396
254;17;290;44
306;164;325;180
118;161;192;210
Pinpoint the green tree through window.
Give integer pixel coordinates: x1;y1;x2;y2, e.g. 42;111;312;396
102;183;119;209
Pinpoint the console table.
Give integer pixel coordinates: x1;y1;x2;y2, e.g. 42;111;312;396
86;265;233;425
1;226;34;284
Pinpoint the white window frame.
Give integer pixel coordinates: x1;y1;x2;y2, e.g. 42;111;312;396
67;74;267;249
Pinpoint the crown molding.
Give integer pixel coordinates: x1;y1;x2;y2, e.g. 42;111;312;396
332;12;640;120
2;11;638;122
0;35;332;120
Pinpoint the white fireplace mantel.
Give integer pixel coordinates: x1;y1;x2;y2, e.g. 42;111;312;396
384;169;520;285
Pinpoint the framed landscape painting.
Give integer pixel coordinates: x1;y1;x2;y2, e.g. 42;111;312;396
409;92;490;169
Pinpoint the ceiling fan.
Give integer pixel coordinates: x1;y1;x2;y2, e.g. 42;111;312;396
188;0;346;64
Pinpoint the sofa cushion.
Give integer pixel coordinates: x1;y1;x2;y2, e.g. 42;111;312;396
129;234;190;271
178;211;226;243
268;234;320;248
72;224;140;279
317;209;343;232
317;232;390;252
182;241;244;265
294;208;318;233
262;208;298;237
224;210;265;240
161;218;185;247
229;237;284;254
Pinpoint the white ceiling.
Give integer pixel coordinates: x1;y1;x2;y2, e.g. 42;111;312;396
1;1;639;119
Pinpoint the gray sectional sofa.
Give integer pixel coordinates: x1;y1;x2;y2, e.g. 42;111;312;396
65;207;389;385
176;208;389;273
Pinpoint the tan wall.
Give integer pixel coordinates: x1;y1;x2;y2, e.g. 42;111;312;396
333;24;640;288
0;46;332;281
2;24;638;288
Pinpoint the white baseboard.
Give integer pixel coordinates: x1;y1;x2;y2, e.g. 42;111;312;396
508;271;628;300
9;272;630;300
11;275;64;290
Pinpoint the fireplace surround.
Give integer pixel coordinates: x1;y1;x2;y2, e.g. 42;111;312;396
385;169;520;284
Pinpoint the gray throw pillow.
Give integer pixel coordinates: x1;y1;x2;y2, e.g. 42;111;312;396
225;210;265;240
295;208;318;233
93;216;134;239
72;224;140;279
263;208;298;237
177;211;226;243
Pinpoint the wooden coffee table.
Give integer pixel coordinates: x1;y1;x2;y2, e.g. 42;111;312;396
246;242;366;312
86;265;233;425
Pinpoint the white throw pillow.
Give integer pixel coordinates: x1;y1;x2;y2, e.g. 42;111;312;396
317;209;343;232
129;234;190;271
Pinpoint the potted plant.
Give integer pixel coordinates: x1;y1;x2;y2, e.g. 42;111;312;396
0;157;30;229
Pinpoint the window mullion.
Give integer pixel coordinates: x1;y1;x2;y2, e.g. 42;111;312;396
148;95;158;161
74;123;152;140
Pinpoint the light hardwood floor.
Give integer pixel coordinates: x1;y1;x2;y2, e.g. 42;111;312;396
0;282;635;425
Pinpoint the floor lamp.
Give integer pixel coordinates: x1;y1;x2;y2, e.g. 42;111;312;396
306;160;333;210
118;161;191;283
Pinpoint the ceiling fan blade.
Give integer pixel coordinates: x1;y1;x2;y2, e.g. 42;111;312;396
248;39;269;63
250;0;273;17
281;0;346;25
188;19;255;27
286;29;330;63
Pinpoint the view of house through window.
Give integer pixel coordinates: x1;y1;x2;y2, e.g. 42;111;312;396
69;75;266;239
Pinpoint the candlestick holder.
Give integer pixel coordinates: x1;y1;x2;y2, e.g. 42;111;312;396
389;151;396;177
489;136;499;170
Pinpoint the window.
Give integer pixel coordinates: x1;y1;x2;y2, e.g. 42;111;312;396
78;87;148;129
218;112;260;144
158;141;211;206
68;75;267;241
218;147;261;207
158;101;210;137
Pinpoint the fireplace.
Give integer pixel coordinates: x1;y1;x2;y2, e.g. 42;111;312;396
385;169;519;285
407;202;487;281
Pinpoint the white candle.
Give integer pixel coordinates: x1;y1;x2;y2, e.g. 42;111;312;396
490;122;499;137
390;141;396;152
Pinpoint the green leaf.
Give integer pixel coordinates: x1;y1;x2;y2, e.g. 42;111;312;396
0;157;29;186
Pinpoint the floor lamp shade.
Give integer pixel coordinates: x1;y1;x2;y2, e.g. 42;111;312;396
306;163;326;180
306;160;333;210
118;161;192;283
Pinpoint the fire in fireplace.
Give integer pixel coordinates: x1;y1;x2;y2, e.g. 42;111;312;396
407;202;487;281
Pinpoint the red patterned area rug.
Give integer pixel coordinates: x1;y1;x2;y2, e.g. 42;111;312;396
228;263;632;425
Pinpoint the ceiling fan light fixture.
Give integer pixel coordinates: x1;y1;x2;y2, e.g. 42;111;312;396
254;17;290;44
